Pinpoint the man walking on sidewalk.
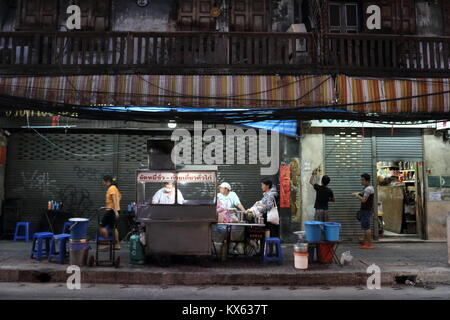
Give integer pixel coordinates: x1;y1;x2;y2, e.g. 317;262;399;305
353;173;375;249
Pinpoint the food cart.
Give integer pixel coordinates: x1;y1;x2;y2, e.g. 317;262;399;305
135;169;217;257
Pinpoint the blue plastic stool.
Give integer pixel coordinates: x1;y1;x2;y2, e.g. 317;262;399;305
13;222;32;242
62;222;72;235
30;232;54;261
263;237;283;265
48;234;71;264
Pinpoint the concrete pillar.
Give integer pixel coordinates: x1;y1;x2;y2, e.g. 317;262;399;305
448;212;450;265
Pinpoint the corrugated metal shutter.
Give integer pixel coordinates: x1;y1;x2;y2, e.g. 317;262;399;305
324;128;374;241
6;131;278;238
5;132;115;236
374;128;423;161
117;134;151;210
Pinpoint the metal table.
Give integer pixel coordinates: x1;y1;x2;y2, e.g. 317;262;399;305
215;223;266;260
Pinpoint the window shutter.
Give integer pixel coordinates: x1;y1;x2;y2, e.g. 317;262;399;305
73;0;111;31
18;0;58;31
231;0;268;32
362;0;416;34
177;0;215;31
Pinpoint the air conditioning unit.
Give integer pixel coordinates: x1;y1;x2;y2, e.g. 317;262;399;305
287;24;308;52
287;24;308;64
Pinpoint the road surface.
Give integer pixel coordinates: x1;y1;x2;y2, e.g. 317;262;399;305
0;282;449;300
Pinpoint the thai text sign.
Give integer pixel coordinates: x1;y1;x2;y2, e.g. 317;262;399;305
137;171;216;184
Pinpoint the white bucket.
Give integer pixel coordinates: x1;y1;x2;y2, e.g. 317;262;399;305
294;252;308;270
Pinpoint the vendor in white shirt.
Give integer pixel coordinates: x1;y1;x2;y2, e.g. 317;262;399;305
217;182;245;211
152;182;185;204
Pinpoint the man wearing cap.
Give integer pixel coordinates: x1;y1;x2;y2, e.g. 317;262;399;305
217;182;245;212
217;182;246;255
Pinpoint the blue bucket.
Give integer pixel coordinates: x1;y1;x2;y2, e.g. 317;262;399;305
69;218;89;240
304;221;324;242
324;222;341;241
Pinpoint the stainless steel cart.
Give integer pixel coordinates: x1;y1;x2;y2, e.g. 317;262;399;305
135;169;217;258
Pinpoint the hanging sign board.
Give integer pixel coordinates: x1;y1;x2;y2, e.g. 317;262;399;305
280;165;291;208
137;171;216;184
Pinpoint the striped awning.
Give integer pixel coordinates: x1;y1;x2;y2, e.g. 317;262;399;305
0;74;335;109
337;75;450;113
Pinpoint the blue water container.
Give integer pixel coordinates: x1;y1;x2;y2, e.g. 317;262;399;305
304;221;323;242
324;222;341;241
69;218;89;239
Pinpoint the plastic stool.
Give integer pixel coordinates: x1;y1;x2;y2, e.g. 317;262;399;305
48;234;71;264
13;222;32;242
30;232;54;261
263;237;283;265
62;222;72;235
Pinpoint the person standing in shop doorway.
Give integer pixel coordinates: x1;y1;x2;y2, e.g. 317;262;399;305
353;173;375;249
309;169;335;222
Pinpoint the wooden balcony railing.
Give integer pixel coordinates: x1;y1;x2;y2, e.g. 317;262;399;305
0;31;316;75
322;33;450;76
0;31;449;76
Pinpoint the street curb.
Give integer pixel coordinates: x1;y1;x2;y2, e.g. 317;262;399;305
1;267;448;286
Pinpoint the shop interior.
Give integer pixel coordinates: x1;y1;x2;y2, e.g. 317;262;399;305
376;161;425;239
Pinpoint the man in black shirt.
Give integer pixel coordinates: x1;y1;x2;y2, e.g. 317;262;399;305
309;170;335;222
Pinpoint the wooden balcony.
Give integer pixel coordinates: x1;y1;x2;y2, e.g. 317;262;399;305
0;31;449;77
322;33;450;77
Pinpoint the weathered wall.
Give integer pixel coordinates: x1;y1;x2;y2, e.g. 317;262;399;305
300;126;323;228
424;129;450;240
415;0;444;36
272;0;293;32
111;0;177;32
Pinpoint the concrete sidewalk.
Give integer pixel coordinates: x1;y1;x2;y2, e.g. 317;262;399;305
0;241;449;286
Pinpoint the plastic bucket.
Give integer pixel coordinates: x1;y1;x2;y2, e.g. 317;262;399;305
294;252;308;270
69;241;90;266
69;218;89;240
317;243;334;264
324;222;341;241
304;221;323;242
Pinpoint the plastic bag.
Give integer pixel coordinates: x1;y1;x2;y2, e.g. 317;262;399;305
139;232;146;246
340;251;353;265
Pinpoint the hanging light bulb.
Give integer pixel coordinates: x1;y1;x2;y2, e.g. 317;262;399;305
168;121;177;129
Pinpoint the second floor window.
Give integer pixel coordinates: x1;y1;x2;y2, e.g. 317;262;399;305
329;2;359;33
17;0;58;31
72;0;111;31
177;0;216;31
